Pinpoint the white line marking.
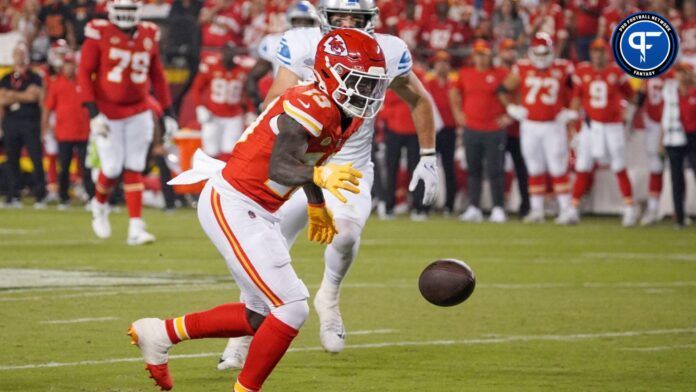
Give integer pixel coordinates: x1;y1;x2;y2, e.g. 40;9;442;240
0;228;43;235
350;329;397;335
621;344;696;352
39;317;119;325
0;327;694;371
581;252;696;262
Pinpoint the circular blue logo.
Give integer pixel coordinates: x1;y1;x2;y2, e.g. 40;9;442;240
611;12;679;79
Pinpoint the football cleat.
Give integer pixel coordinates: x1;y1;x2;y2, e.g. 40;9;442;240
489;207;507;224
523;209;545;224
459;206;483;223
128;318;174;390
217;336;252;371
640;207;659;226
622;205;639;227
127;219;156;246
555;207;580;225
91;198;111;239
314;281;346;353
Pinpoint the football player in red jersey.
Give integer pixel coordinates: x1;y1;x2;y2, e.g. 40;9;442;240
192;44;249;162
128;29;389;392
565;38;639;226
78;0;178;245
637;76;666;225
681;0;696;70
499;32;576;224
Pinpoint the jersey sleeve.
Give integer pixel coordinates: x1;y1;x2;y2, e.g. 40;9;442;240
77;25;101;104
378;34;412;79
257;34;276;63
44;81;56;110
148;31;172;111
281;88;337;138
275;29;312;78
190;61;211;107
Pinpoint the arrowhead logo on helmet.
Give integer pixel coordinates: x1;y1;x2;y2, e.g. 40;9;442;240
324;36;348;56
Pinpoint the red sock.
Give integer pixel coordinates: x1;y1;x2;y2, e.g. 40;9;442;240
572;172;591;205
218;153;232;162
165;303;255;344
47;154;57;185
95;171;117;204
615;169;633;204
123;170;144;218
237;315;299;391
649;172;663;198
552;173;570;195
528;175;546;195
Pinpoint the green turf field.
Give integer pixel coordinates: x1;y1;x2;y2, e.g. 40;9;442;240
1;207;695;391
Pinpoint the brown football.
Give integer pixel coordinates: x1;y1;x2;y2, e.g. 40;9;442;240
418;259;476;306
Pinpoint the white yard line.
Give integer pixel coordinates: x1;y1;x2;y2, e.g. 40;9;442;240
581;252;696;262
621;344;696;352
350;329;397;335
39;317;120;325
0;327;694;371
0;228;43;235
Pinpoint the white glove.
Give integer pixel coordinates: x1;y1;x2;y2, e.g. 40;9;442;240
196;105;211;124
90;113;109;138
556;109;579;124
506;104;528;122
163;115;179;143
409;153;439;206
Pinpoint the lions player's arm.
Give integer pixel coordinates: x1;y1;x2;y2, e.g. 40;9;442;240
268;113;317;187
261;67;300;110
389;71;436;149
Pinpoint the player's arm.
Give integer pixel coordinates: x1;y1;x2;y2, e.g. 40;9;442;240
149;41;172;113
7;84;40;103
497;72;519;107
245;58;272;112
77;33;100;118
262;66;299;109
449;80;465;127
268;114;315;186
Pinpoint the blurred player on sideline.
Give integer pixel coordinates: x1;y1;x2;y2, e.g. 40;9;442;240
192;44;249;162
499;32;576;224
245;1;319;109
637;77;665;225
565;38;638;226
128;29;389;392
219;0;439;368
78;0;178;245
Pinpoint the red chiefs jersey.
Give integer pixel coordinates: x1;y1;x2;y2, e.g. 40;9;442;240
529;3;567;41
191;55;248;118
455;66;508;131
424;73;456;128
395;19;421;50
513;58;574;122
78;19;171;119
200;3;244;48
681;19;696;57
573;62;633;123
221;84;362;213
568;0;605;37
643;77;665;123
421;19;470;50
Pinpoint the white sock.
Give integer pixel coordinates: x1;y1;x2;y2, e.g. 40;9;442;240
648;197;659;212
556;193;571;212
531;195;544;212
322;219;361;286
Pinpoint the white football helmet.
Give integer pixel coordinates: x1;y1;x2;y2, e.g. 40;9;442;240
108;0;141;30
528;32;554;69
286;1;319;27
317;0;379;35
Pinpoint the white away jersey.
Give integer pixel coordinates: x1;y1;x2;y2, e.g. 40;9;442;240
275;27;413;167
257;32;283;76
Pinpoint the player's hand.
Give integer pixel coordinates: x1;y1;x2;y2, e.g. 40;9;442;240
313;163;362;203
307;203;338;245
163;115;179;143
409;153;439;206
556;109;579;124
506;104;528;122
90;113;109;138
195;105;211;124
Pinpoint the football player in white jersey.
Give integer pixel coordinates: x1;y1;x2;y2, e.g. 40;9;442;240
245;1;319;110
218;0;439;370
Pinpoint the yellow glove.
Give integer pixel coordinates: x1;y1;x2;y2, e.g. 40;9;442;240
313;162;363;203
307;203;338;245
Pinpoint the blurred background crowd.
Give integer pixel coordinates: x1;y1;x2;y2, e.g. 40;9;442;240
1;0;695;226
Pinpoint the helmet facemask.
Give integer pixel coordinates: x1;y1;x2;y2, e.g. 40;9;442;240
318;2;378;35
529;45;554;69
108;1;141;30
325;60;389;119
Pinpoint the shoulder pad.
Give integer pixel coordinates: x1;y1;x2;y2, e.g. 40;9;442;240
282;86;337;138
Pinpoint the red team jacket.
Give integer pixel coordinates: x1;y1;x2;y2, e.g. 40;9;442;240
78;19;171;119
44;74;90;142
222;84;362;213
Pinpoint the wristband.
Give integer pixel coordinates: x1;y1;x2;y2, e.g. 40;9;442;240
420;148;436;157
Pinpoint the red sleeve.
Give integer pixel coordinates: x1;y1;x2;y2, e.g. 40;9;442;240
282;87;337;138
77;38;100;103
619;74;635;100
44;81;57;110
149;42;172;111
190;62;210;107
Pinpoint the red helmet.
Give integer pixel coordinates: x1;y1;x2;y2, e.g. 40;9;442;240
47;39;73;68
313;28;389;119
528;32;554;69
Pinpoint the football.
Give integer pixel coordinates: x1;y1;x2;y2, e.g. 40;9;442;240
418;259;476;306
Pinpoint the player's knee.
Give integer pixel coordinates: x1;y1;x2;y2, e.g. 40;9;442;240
610;157;626;172
331;220;361;255
245;308;267;332
101;164;122;179
649;157;663;173
271;300;309;330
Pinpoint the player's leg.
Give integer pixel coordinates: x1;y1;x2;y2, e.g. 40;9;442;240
437;127;457;215
484;130;507;222
43;128;59;203
606;123;637;226
568;123;594;224
642;118;664;225
57;142;73;207
462;129;485;221
520;121;547;222
201;116;222;159
221;115;245;159
91;117;126;238
506;134;530;217
544;121;571;223
314;164;374;353
123;111;155;245
23;122;47;205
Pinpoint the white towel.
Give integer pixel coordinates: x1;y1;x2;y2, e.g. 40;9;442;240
167;149;226;186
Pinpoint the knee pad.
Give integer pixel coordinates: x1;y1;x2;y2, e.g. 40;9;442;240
271;300;309;330
331;219;362;255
